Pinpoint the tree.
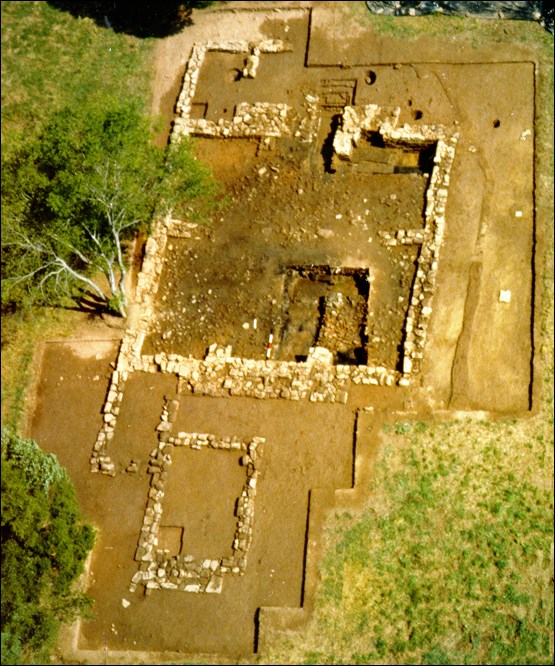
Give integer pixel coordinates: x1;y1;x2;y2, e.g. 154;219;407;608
1;430;95;665
1;100;217;316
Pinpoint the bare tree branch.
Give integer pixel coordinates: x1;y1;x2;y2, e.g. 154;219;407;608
2;226;109;305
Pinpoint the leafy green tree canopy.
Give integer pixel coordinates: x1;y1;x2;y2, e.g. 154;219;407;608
1;431;95;664
1;100;217;316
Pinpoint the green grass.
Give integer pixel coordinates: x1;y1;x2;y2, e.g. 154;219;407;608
265;413;554;666
1;1;155;159
348;1;553;53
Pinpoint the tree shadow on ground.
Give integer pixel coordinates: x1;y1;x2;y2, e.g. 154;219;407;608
46;291;121;321
52;294;126;329
47;1;216;39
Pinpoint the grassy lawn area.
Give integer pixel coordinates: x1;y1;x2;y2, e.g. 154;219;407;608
1;0;155;158
268;410;553;665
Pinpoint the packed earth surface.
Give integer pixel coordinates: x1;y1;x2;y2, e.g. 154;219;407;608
27;2;544;662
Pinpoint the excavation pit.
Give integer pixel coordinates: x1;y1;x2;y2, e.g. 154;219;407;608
276;266;370;364
332;129;438;175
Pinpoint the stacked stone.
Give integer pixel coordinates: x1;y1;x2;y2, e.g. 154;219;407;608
231;438;262;569
206;40;250;53
304;346;347;403
351;365;396;387
133;441;172;565
135;215;171;310
254;39;290;54
332;107;361;160
168;431;248;450
400;134;458;383
205;38;287;55
295;93;321;143
89;367;128;474
136;556;224;594
381;121;446;147
146;346;354;403
131;415;264;595
236;101;290;136
333;105;401;162
174;44;207;123
178;102;292;140
89;324;151;474
130;344;404;402
378;229;426;247
242;46;260;78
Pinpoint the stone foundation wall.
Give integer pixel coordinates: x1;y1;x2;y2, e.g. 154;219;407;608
174;101;292;139
90;57;459;474
400;135;458;379
89;329;144;474
295;93;321;143
133;344;396;399
130;404;264;595
90;342;397;474
331;104;458;383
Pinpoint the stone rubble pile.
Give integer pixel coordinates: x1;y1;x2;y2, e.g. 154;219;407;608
316;292;367;358
130;402;264;594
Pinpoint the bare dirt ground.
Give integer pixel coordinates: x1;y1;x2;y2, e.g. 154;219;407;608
27;2;543;662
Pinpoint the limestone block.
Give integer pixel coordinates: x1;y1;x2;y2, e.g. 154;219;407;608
333;130;353;160
206;575;223;594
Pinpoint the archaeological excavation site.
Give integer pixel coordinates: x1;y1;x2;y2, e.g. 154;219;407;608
28;2;545;662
